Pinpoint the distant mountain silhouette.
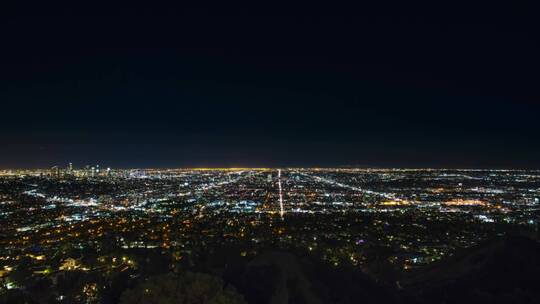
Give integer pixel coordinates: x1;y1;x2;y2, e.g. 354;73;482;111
403;236;540;304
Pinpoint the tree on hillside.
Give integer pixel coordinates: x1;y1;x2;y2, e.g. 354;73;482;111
119;272;246;304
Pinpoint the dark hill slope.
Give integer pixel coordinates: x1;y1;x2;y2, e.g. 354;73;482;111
403;236;540;304
225;251;416;304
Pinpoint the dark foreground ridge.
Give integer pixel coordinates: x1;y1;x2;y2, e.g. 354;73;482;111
403;236;540;304
2;236;539;304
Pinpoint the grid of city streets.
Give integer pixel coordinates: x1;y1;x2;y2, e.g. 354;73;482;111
0;168;538;301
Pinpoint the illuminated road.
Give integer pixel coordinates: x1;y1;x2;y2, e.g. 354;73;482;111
300;172;398;200
278;169;285;218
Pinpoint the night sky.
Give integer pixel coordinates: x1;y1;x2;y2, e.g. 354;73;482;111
1;4;539;168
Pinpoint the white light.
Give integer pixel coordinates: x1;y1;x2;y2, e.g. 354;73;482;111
278;169;284;218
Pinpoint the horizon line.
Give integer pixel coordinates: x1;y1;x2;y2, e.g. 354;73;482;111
1;167;539;171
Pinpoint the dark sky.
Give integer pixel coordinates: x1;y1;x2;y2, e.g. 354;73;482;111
1;3;539;168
